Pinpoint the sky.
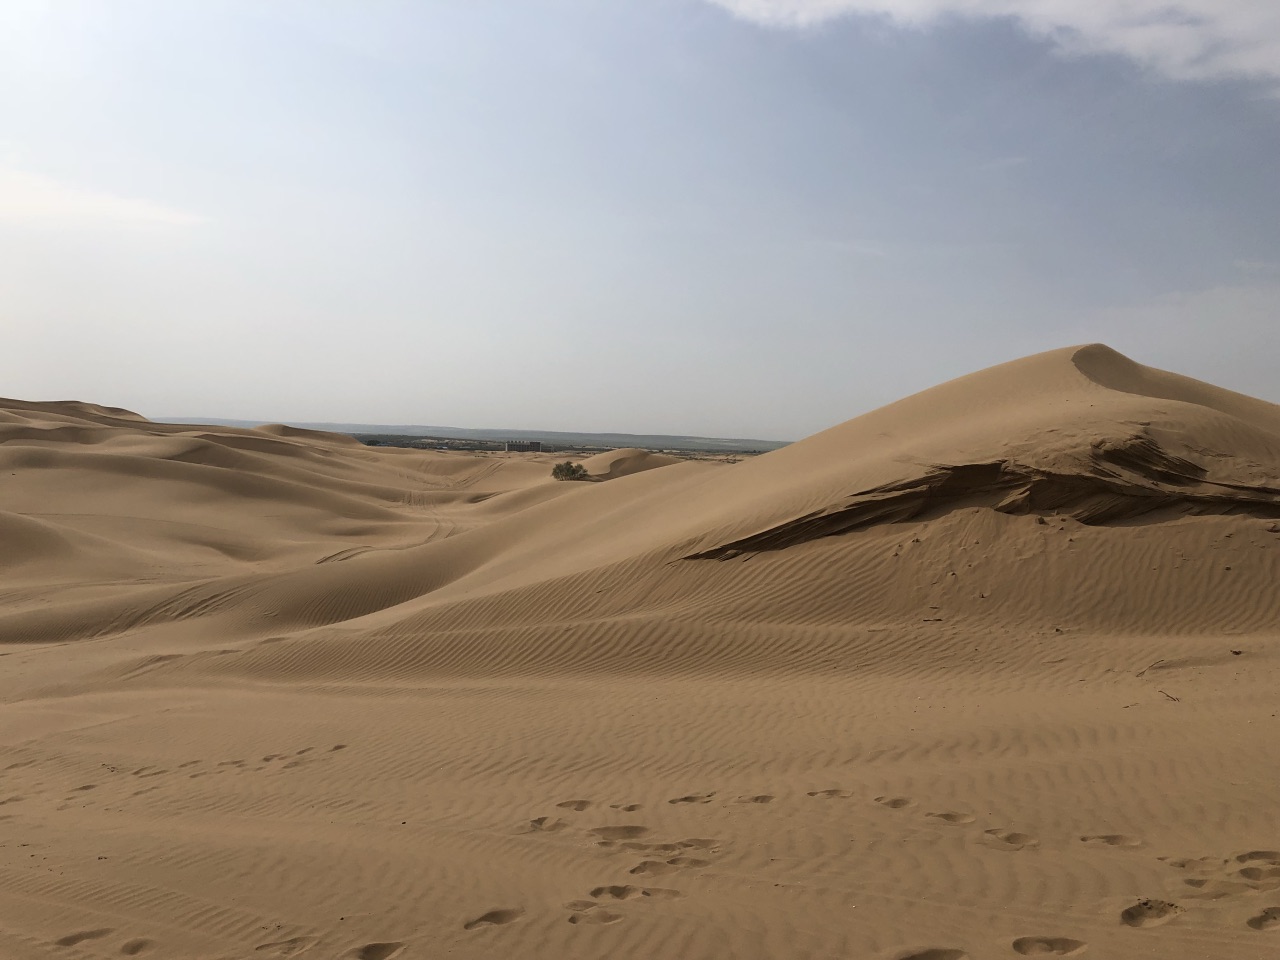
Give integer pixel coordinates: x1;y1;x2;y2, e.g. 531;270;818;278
2;0;1278;440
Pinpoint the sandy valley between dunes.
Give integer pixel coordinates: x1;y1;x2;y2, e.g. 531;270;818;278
2;344;1280;960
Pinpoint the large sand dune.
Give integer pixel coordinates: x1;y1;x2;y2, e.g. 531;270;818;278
2;345;1279;960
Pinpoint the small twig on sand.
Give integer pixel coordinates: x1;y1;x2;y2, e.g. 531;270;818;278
1158;689;1180;702
1136;659;1166;678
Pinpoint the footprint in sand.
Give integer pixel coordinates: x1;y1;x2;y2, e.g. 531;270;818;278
119;939;155;956
1080;834;1141;848
1237;850;1280;863
590;825;650;841
629;857;709;877
348;943;403;960
564;885;683;918
984;829;1039;850
56;929;114;947
588;884;683;901
464;908;523;930
600;839;656;852
875;796;914;809
678;837;720;852
1247;906;1280;930
734;794;774;804
894;950;968;960
645;887;684;899
605;837;720;856
668;792;716;804
927;811;975;825
629;859;676;876
557;799;592;812
1120;899;1183;928
527;816;570;833
1181;877;1254;899
1235;851;1280;885
588;884;649;901
1011;936;1088;955
1239;865;1280;882
807;789;853;799
610;803;642;812
1161;855;1226;873
255;937;317;956
567;909;623;925
627;860;686;875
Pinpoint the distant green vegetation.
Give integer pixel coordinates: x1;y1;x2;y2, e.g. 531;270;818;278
551;461;590;481
159;417;789;454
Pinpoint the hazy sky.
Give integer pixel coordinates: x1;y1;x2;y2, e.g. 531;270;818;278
3;0;1277;439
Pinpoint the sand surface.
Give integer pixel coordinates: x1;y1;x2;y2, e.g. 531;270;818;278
2;344;1279;960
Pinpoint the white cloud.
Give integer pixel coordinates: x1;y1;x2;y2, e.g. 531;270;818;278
706;1;1280;87
0;168;202;226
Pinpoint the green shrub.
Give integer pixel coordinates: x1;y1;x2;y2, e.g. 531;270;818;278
551;461;589;481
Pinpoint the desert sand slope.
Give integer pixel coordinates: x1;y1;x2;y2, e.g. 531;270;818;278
577;447;683;480
2;345;1280;960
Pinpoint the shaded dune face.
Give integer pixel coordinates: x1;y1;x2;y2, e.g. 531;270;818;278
684;438;1280;560
678;344;1280;560
1;344;1279;960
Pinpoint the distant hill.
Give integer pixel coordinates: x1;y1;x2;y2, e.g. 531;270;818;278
154;418;791;453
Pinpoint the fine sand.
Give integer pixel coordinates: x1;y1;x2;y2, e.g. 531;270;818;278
2;344;1279;960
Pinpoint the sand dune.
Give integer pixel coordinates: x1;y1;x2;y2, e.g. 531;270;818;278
577;447;683;480
2;345;1279;960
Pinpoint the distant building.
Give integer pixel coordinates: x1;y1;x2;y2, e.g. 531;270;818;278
504;440;542;453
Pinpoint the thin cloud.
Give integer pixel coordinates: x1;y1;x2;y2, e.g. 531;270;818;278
0;168;203;226
706;1;1280;87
